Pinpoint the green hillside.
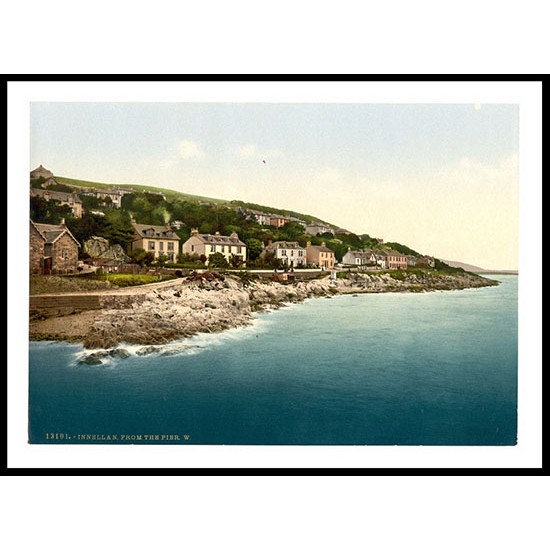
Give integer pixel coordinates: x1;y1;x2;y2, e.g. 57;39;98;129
56;176;333;226
31;172;452;271
56;176;228;205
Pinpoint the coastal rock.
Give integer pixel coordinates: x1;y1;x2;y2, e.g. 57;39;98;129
83;236;132;262
62;271;499;349
78;355;104;365
135;346;160;356
110;348;131;358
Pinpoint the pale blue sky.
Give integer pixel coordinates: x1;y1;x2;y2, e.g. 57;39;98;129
30;102;519;269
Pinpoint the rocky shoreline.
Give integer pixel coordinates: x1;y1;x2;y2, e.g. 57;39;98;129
29;270;499;357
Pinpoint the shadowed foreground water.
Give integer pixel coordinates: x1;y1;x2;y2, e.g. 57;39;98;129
29;275;517;445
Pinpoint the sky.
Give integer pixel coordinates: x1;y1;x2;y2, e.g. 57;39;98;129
30;102;519;270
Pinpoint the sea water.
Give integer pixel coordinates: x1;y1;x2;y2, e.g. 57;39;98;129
28;275;517;445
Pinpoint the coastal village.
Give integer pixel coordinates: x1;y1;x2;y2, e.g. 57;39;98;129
29;165;436;277
28;165;496;351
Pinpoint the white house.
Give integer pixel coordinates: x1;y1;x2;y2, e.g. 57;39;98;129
182;229;247;266
342;249;376;266
263;241;307;267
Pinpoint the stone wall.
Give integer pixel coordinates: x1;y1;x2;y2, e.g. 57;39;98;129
29;223;45;274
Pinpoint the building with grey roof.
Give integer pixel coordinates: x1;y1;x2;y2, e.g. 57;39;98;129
30;188;83;218
263;241;307;267
182;229;247;266
131;222;180;262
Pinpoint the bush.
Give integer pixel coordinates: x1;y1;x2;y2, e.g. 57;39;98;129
208;252;229;268
388;270;406;281
92;273;177;287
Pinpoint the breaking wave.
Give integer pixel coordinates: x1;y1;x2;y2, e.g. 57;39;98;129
72;312;273;366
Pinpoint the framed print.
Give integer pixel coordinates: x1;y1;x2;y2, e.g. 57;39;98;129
7;78;543;469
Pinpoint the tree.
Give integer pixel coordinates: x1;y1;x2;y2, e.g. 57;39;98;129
44;182;75;193
229;254;244;269
130;248;155;267
30;196;73;224
144;192;166;206
246;238;263;261
103;209;134;250
80;195;103;210
280;221;306;241
178;252;202;264
199;221;215;234
30;177;45;189
208;252;229;269
156;254;169;267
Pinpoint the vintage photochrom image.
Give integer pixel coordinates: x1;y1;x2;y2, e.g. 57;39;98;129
28;100;518;445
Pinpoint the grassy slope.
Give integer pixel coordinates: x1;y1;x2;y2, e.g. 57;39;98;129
57;175;333;225
56;176;228;204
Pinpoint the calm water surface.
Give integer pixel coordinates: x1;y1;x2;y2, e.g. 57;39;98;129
29;275;517;445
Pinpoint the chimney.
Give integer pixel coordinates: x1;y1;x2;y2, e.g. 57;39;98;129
190;228;199;236
321;242;326;247
306;241;311;248
60;217;65;225
215;231;221;236
230;231;238;239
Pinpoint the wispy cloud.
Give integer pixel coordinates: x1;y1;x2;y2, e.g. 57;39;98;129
178;140;205;159
236;144;283;160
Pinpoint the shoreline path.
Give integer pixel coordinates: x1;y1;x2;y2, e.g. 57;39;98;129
29;278;185;343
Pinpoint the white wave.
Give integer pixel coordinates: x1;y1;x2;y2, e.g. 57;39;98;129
72;313;274;364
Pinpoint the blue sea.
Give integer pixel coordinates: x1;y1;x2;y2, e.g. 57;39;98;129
28;275;517;445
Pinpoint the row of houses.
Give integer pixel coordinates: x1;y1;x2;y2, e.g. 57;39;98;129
80;187;137;208
242;208;337;237
30;188;84;218
29;217;434;276
243;209;306;229
31;184;137;215
132;224;338;269
30;165;148;217
29;215;341;275
261;240;335;269
342;248;435;270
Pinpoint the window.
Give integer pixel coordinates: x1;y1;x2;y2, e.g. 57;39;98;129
62;248;70;259
191;245;195;252
159;242;164;251
148;241;155;250
168;254;174;262
221;245;225;253
168;242;174;251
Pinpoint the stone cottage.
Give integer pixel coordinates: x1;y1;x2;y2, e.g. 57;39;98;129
30;220;81;275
